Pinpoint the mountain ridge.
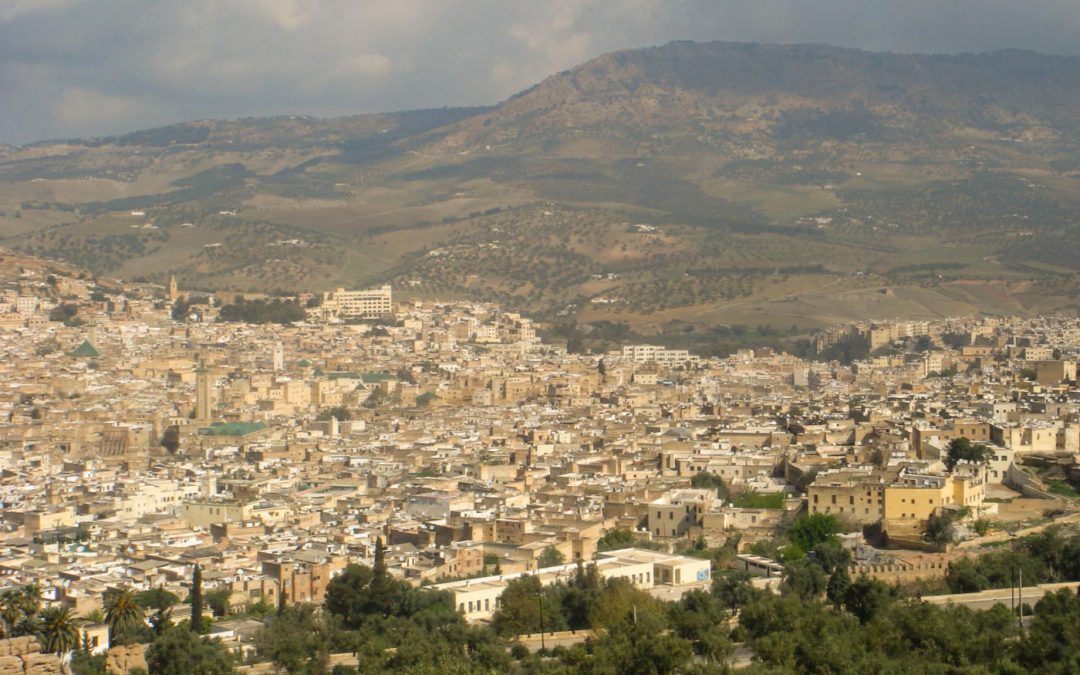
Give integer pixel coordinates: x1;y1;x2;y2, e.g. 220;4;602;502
2;40;1079;335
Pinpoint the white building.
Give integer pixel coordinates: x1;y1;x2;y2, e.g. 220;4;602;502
430;548;711;623
320;285;393;320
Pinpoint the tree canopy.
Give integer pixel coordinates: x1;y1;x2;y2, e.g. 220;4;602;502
945;437;994;471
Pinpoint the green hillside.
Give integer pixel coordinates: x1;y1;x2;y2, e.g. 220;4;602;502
3;41;1080;334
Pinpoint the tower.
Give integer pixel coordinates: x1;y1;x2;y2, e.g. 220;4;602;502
273;343;284;372
195;355;212;422
168;275;179;302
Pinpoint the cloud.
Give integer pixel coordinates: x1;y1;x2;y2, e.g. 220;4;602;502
2;0;1080;143
53;87;146;128
0;0;77;22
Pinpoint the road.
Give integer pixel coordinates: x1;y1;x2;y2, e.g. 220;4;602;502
923;581;1080;611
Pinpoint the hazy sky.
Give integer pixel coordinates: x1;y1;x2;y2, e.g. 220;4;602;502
3;0;1080;144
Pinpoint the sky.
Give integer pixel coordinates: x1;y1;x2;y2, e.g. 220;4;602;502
2;0;1080;145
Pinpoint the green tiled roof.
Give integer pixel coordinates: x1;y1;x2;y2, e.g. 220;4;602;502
197;421;267;437
361;372;395;383
69;340;100;357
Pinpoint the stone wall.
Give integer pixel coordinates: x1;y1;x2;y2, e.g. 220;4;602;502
104;643;148;675
1004;464;1055;500
854;561;950;585
0;636;61;675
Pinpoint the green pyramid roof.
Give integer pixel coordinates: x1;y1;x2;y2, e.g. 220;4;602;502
69;340;100;357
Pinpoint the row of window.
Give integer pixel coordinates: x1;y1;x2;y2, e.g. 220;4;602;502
460;597;501;613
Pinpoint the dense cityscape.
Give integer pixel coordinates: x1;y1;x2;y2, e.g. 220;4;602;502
0;248;1078;673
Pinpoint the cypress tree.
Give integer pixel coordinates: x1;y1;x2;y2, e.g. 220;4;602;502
373;538;386;579
191;563;203;632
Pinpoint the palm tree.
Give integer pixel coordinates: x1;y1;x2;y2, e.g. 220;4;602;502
81;609;106;625
13;612;40;639
103;588;144;643
0;588;24;637
18;585;41;617
39;607;78;657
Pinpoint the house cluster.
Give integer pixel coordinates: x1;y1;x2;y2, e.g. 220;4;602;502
0;249;1078;654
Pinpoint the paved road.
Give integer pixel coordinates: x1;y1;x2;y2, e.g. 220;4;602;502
924;581;1080;611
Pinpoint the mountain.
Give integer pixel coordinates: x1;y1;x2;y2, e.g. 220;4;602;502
2;41;1080;337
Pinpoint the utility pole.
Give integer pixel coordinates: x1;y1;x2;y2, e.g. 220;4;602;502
1017;568;1024;633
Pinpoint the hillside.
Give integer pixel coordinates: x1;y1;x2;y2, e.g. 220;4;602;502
2;41;1080;337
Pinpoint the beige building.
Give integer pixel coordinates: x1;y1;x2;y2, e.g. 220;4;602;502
648;489;714;539
320;285;393;320
882;463;986;535
182;500;251;528
808;467;889;525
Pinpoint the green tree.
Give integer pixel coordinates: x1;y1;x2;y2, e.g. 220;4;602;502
587;598;692;674
39;606;79;657
134;587;179;610
69;649;108;675
323;564;374;629
217;298;305;324
103;588;144;644
160;426;180;454
1018;588;1080;673
490;575;567;636
667;589;733;662
690;471;730;500
712;572;758;613
316;406;351;422
944;437;993;471
537;546;565;568
826;567;851;610
205;589;231;618
254;604;336;675
787;513;840;556
843;576;897;624
597;529;638;552
1;588;30;637
781;558;827;600
146;626;235;675
171;297;190;321
190;564;205;633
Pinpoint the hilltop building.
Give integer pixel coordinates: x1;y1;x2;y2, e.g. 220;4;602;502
320;285;393;320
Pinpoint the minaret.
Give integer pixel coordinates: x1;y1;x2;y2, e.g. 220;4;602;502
168;275;179;302
195;355;212;422
273;343;284;372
